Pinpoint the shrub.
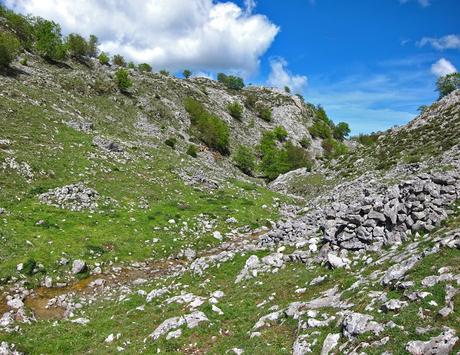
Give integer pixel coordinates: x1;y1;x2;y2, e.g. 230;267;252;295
183;69;192;79
98;52;110;65
20;57;28;66
127;61;135;69
283;141;313;171
226;102;243;120
244;93;257;109
257;105;272;122
299;136;311;149
112;54;126;67
66;33;88;59
87;35;98;57
2;7;34;49
92;75;115;95
284;86;291;93
234;145;256;175
186;144;198;157
354;132;379;146
309;120;332;139
159;69;170;76
273;126;288;142
436;73;460;99
33;19;66;61
217;73;245;90
322;138;348;159
296;93;305;103
184;97;230;154
138;63;152;72
333;122;350;141
417;105;429;114
165;137;176;149
115;68;132;91
0;32;20;68
21;258;37;276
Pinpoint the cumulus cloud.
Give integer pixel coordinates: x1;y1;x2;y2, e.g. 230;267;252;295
267;57;308;94
431;58;457;77
399;0;430;7
418;34;460;50
6;0;279;74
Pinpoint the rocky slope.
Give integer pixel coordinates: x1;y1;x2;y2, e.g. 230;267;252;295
0;51;459;354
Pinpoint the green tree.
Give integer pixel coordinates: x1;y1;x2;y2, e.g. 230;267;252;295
217;73;245;90
183;69;192;79
284;86;291;93
33;18;66;61
138;63;152;72
87;35;98;57
159;69;170;76
115;68;132;91
333;122;350;141
226;102;243;120
66;33;88;59
2;8;34;50
0;32;20;68
234;145;256;175
112;54;126;67
436;73;460;99
98;52;109;65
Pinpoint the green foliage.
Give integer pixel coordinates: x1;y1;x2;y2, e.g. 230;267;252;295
299;136;311;149
98;52;109;65
417;105;429;114
0;32;20;68
309;120;332;139
164;137;177;149
436;73;460;99
21;258;37;276
66;33;88;59
184;97;230;155
186;144;198;158
1;7;34;50
234;145;256;175
87;35;98;57
354;132;380;146
321;138;348;159
127;61;135;69
333;122;350;141
296;93;305;103
115;68;132;91
159;69;170;76
183;69;192;79
273;125;288;141
20;57;28;66
112;54;126;67
138;63;152;72
259;131;312;180
244;93;257;109
217;73;245;90
33;18;66;61
315;105;333;125
284;86;291;93
226;101;243;120
257;105;272;122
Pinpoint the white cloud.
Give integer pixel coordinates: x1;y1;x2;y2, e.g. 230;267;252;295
6;0;279;74
267;57;308;94
418;34;460;50
399;0;430;7
431;58;457;77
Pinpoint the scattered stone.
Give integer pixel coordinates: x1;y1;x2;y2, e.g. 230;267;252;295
342;312;384;338
321;333;340;355
71;260;87;274
406;327;458;354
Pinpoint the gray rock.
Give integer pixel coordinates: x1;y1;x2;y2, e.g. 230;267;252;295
71;260;87;274
321;333;340;355
406;327;458;355
342;312;384;338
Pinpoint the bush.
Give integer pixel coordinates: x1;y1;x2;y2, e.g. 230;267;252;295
354;132;379;146
66;33;88;59
2;8;34;50
87;35;98;57
244;93;257;109
234;145;256;175
138;63;152;72
296;93;305;103
309;120;332;139
98;52;110;65
186;144;198;158
436;73;460;99
284;86;291;93
20;57;28;66
257;105;272;122
273;126;288;141
183;69;192;79
115;68;132;91
159;69;169;76
0;32;20;68
127;61;135;69
21;258;37;276
112;54;126;67
33;19;66;61
184;97;230;155
165;137;176;149
333;122;350;141
299;136;311;149
227;102;243;120
322;138;348;159
217;73;245;90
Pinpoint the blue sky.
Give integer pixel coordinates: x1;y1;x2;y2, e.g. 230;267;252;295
4;0;460;133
